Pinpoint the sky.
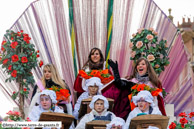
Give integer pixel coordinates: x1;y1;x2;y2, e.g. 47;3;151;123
0;0;194;117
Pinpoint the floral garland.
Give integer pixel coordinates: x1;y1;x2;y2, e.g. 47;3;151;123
130;28;170;75
128;84;162;110
48;86;70;102
78;69;114;84
169;112;194;129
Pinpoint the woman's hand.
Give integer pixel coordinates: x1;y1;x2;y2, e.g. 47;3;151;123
108;59;118;71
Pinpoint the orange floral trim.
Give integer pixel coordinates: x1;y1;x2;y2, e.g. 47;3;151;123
128;83;162;110
78;69;114;84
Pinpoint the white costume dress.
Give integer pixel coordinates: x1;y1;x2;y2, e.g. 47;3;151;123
106;117;125;129
73;77;103;120
28;90;64;129
29;80;73;115
75;109;116;129
124;90;162;129
75;95;116;129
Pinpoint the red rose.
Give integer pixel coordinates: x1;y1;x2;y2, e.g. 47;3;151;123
39;60;43;67
10;41;18;49
36;54;40;57
11;37;14;40
169;122;176;129
8;65;12;70
11;70;17;77
23;88;27;92
12;55;19;62
13;91;16;94
1;46;5;51
23;34;31;44
188;112;194;118
179;112;187;117
21;57;28;63
1;41;6;51
3;59;9;64
20;30;23;33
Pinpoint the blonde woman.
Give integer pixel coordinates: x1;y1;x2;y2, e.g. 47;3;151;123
29;64;72;115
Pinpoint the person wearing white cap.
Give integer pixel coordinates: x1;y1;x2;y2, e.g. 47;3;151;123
28;90;63;122
73;77;103;120
75;95;116;129
106;117;125;129
124;90;162;129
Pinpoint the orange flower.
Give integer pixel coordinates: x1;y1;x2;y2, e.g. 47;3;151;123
101;69;108;74
56;89;70;101
90;70;100;76
60;89;70;98
79;70;91;79
136;84;145;91
131;85;137;90
151;88;162;96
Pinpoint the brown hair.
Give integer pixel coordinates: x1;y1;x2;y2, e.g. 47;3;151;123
42;64;67;89
127;57;161;87
82;48;104;70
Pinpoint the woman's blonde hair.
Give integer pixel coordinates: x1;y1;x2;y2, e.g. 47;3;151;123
127;57;161;87
42;64;67;89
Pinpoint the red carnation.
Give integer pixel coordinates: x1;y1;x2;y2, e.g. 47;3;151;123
11;70;17;77
8;65;12;70
179;112;187;117
179;117;188;125
23;88;27;92
10;41;18;49
188;112;194;118
12;55;19;62
169;122;176;129
39;60;43;67
3;59;9;64
21;57;28;63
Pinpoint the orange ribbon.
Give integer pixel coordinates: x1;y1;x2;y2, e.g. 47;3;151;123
128;94;136;110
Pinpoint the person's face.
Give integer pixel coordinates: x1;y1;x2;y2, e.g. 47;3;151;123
94;99;104;114
91;49;101;63
43;67;52;80
111;125;122;129
136;60;147;76
40;95;52;110
137;98;150;112
88;85;99;96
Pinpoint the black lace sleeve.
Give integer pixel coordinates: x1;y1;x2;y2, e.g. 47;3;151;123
115;79;136;90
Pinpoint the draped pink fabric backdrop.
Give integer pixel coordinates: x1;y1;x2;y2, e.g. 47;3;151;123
0;0;193;115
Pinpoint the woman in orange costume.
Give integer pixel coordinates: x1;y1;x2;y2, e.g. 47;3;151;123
102;57;166;120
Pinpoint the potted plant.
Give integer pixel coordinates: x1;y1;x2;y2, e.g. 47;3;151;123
0;30;43;118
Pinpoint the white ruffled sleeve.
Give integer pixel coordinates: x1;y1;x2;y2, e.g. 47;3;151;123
73;92;89;119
